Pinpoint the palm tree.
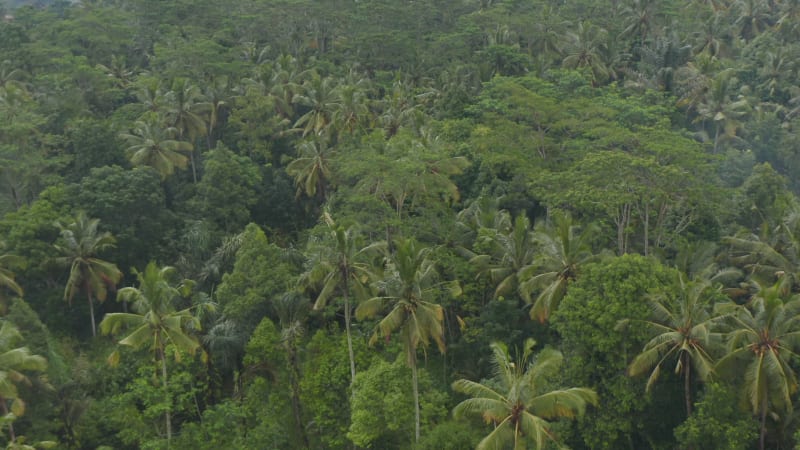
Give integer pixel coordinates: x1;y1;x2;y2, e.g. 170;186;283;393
134;78;168;116
733;0;772;41
722;209;800;297
301;213;384;385
562;21;610;85
756;49;794;100
356;238;450;443
100;262;204;443
273;291;310;448
452;340;597;450
716;285;800;450
693;69;750;152
292;73;339;137
120;120;194;179
96;55;134;90
379;80;424;138
165;78;207;182
625;275;724;416
528;5;570;61
470;214;537;303
331;81;371;137
0;61;26;93
285;136;336;201
524;212;601;323
54;212;122;337
197;76;233;150
691;11;733;57
620;0;658;47
267;54;305;122
0;321;46;444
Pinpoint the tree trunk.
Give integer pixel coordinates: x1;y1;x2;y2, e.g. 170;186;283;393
411;354;420;443
759;396;767;450
342;273;356;387
159;345;172;443
683;355;692;417
88;292;96;338
643;202;649;256
287;338;309;449
190;151;198;183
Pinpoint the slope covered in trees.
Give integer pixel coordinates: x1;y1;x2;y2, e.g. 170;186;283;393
1;0;800;448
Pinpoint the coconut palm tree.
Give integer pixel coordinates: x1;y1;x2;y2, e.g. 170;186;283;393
120;119;194;179
523;212;601;323
54;212;122;337
356;238;450;443
716;285;800;450
722;206;800;297
292;73;339;137
693;69;750;152
285;135;336;201
0;321;46;444
733;0;772;41
100;262;205;443
301;213;384;385
470;214;537;303
625;274;725;416
164;78;207;182
331;81;371;137
273;291;310;448
562;21;610;85
619;0;658;47
197;76;234;150
452;339;597;450
0;61;27;93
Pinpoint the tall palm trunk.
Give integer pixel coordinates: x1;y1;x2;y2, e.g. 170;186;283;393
189;151;198;183
410;349;420;443
759;396;767;450
158;345;172;444
683;353;692;417
88;292;96;338
287;337;309;449
342;269;356;386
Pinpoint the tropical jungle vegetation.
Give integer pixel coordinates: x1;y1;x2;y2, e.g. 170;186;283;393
3;0;800;448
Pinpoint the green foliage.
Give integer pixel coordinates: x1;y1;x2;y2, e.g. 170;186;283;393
675;382;758;450
62;119;127;182
71;165;177;272
300;328;368;450
215;224;300;333
169;400;246;450
348;358;448;449
8;0;800;446
191;144;261;234
415;419;483;450
552;254;681;449
102;361;206;449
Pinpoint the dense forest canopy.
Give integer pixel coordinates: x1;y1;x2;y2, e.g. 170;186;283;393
2;0;800;448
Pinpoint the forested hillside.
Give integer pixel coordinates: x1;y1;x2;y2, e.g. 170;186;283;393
2;0;800;448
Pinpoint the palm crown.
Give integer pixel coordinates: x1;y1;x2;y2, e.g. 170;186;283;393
452;339;597;450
